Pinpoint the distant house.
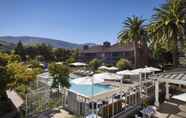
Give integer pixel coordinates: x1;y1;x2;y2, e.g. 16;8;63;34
79;41;149;67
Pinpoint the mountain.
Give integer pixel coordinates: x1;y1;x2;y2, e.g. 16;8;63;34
0;36;82;49
0;40;15;51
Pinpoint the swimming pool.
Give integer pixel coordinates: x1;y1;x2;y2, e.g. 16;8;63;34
70;82;112;97
38;72;112;96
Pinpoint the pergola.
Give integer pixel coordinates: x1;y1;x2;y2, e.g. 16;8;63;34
152;71;186;106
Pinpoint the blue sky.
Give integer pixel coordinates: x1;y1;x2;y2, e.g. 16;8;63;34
0;0;165;44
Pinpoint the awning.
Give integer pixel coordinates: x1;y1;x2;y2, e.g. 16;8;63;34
172;93;186;102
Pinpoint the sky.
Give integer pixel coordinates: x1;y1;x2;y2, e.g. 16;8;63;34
0;0;165;44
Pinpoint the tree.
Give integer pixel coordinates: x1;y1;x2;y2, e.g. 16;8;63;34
66;57;75;64
48;63;70;90
116;58;130;70
0;66;11;101
36;43;54;62
54;48;72;62
71;48;79;61
149;0;186;66
7;62;37;91
14;41;26;60
0;53;34;101
118;16;148;68
25;46;38;59
88;58;102;73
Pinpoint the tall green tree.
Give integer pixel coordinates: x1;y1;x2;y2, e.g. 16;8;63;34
149;0;186;66
88;58;102;73
48;63;70;90
54;48;72;62
116;58;130;70
14;41;26;60
36;43;54;62
118;16;148;68
0;53;36;101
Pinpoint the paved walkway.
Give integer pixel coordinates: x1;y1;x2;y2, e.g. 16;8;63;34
52;109;75;118
157;99;186;118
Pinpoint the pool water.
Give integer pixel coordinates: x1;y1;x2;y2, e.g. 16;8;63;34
70;82;112;96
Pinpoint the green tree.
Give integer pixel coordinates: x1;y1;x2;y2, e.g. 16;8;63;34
149;0;186;66
71;48;79;61
14;41;26;60
88;58;102;73
7;62;37;91
66;57;75;64
54;48;72;62
118;16;148;68
48;63;70;90
36;43;54;62
116;58;130;70
25;45;38;59
0;53;34;101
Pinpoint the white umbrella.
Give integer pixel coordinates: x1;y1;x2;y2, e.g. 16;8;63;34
98;66;118;71
145;67;161;72
71;76;104;85
94;72;122;80
98;66;109;70
116;70;136;75
70;62;87;66
56;62;63;65
131;68;152;74
108;66;119;71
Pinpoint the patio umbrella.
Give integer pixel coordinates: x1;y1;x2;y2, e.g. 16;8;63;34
131;68;152;74
145;67;161;72
98;66;109;70
116;70;136;75
70;62;87;67
108;66;119;71
93;72;122;80
71;76;104;85
98;66;118;71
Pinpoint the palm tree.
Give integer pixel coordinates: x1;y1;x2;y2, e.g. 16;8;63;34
118;16;148;68
149;0;186;66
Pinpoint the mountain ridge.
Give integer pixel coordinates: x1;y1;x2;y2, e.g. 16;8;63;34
0;36;84;49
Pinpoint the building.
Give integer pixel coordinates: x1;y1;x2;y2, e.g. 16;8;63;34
80;41;149;67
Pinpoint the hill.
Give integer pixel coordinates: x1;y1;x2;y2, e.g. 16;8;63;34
0;40;15;52
0;36;82;49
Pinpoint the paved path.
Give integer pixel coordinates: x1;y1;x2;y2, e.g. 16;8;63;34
52;109;75;118
157;100;186;118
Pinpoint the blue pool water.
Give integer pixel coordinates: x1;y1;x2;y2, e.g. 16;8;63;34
70;82;112;96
